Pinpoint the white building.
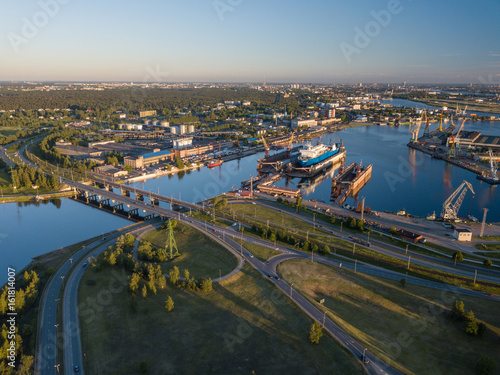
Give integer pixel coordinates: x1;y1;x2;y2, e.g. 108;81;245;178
187;124;195;133
453;228;472;242
173;137;193;148
291;118;317;128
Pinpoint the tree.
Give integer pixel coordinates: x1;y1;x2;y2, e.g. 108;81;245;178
483;259;492;267
330;216;336;224
453;251;464;263
465;319;479;335
356;218;364;231
451;299;465;320
320;245;330;255
309;322;323;344
400;278;406;287
199;278;213;292
476;355;496;375
183;269;190;281
312;244;319;252
169;266;180;285
141;285;148;298
477;322;487;337
165;296;174;312
139;360;148;374
390;226;398;236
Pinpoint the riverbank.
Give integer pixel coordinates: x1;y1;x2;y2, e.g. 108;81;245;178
0;190;74;204
402;98;500;117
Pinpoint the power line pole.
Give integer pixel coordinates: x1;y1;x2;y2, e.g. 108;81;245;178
480;208;488;237
407;255;411;269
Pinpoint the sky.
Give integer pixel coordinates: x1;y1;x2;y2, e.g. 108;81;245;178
0;0;499;84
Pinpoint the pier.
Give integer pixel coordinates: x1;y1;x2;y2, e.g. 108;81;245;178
331;162;372;205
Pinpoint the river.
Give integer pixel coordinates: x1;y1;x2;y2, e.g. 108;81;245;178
2;113;499;285
0;199;130;285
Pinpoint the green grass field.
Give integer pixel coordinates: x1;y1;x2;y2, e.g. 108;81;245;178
78;264;364;375
227;203;330;236
141;223;238;279
475;251;500;260
278;259;500;375
475;243;500;251
240;239;279;261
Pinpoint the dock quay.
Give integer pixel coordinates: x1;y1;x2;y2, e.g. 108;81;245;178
257;146;302;173
407;142;491;176
331;162;372;205
257;184;301;198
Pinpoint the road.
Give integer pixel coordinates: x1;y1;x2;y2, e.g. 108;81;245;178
226;199;500;284
35;224;149;375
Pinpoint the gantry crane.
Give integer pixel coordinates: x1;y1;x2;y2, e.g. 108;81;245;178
410;112;424;143
441;180;475;220
261;136;269;158
447;120;466;158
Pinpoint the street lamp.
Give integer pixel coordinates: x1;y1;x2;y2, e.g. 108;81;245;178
54;364;60;373
362;348;367;364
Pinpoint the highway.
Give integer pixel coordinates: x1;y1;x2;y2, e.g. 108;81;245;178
35;224;149;375
226;199;500;284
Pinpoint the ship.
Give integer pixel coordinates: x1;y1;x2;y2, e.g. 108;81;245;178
207;160;223;168
287;141;346;178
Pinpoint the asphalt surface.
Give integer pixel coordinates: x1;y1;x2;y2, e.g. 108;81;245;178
228;199;500;284
36;179;497;375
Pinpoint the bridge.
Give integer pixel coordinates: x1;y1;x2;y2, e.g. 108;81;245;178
86;176;208;212
61;177;203;221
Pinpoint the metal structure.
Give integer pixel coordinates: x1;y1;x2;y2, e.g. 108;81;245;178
488;149;499;180
447;120;466;158
410;112;424;143
262;136;269;158
441;180;475;220
165;219;180;259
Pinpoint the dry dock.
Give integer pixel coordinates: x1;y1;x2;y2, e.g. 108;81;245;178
331;162;372;205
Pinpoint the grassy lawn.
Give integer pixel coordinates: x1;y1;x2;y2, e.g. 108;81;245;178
475;252;500;260
474;235;500;241
78;264;364;375
240;239;279;261
475;243;500;251
227;203;331;236
141;222;238;279
0;169;10;186
278;259;500;375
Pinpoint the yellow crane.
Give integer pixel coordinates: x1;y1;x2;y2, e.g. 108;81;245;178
261;136;269;158
447;120;466;158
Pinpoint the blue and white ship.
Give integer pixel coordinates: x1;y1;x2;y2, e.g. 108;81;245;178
288;141;346;177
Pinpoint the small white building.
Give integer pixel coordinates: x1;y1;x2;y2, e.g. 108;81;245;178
172;137;193;148
454;228;472;242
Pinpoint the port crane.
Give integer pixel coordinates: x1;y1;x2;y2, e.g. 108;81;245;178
441;180;475;220
485;149;499;181
447;120;466;158
410;112;424;143
261;136;269;158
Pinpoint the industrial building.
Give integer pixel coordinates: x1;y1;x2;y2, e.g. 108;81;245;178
291;118;317;128
139;110;157;118
454;228;472;242
124;149;174;169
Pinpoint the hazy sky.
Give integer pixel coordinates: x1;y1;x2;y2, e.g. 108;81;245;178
1;0;499;83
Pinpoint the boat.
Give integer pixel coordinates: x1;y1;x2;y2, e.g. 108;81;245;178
287;141;346;178
207;160;223;168
396;209;406;216
426;211;436;220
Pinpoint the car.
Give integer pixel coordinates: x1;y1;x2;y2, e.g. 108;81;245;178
252;202;256;205
274;276;280;280
82;263;88;268
311;199;317;202
485;292;493;297
74;365;80;372
267;273;272;278
247;253;254;258
213;229;217;232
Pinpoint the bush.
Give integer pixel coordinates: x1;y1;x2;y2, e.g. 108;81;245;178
476;355;496;375
139;360;148;374
309;322;323;344
483;259;492;267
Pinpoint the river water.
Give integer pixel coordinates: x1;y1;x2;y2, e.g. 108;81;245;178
0;199;129;285
2;99;499;285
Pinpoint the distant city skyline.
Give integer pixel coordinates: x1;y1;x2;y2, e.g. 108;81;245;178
1;0;499;84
